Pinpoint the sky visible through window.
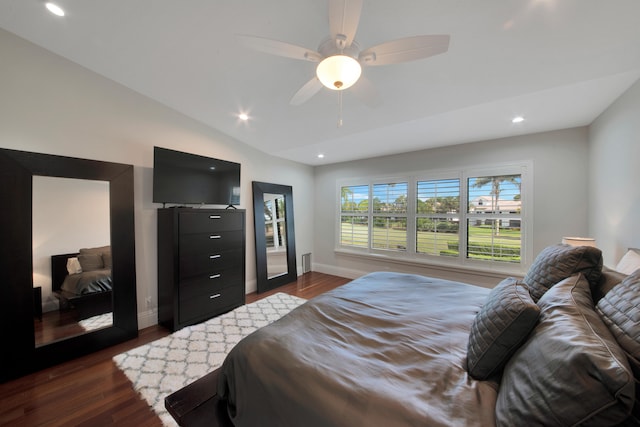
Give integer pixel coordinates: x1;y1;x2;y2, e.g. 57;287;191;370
343;178;521;207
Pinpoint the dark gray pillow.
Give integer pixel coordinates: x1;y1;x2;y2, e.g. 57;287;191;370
496;274;635;427
467;277;539;380
593;265;629;303
597;269;640;359
77;253;104;272
524;243;603;301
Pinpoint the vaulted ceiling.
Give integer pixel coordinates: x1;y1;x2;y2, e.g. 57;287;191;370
1;1;639;165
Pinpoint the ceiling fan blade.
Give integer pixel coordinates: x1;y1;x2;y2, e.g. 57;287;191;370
237;35;323;62
290;77;324;106
328;0;363;49
359;35;450;66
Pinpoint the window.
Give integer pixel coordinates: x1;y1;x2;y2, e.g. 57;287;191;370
372;182;407;251
338;164;529;269
340;185;369;248
416;178;460;257
467;175;521;263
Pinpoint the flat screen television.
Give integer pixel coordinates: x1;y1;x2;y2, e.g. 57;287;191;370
152;146;241;206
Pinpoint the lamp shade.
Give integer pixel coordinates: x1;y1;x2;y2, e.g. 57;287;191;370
316;55;362;90
562;237;597;247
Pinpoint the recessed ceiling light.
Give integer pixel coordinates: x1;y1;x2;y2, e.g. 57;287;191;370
512;116;525;124
45;2;65;17
238;113;249;121
317;154;325;159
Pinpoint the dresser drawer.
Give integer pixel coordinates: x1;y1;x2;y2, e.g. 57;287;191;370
179;268;243;301
179;230;243;255
179;248;243;278
178;285;244;325
179;211;243;234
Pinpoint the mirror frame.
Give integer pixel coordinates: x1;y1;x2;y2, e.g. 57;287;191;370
0;148;138;382
252;181;297;293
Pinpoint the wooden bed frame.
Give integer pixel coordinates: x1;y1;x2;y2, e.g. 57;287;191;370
51;253;113;321
165;367;231;427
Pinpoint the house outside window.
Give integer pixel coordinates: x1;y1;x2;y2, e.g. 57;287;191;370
338;163;531;271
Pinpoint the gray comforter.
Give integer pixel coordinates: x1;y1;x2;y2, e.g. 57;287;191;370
218;272;498;427
61;268;112;295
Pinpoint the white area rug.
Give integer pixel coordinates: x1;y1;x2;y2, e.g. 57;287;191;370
113;293;306;426
78;312;113;331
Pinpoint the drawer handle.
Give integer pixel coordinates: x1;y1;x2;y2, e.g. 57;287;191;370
210;293;221;299
209;254;221;259
209;235;221;239
209;215;221;219
209;274;221;279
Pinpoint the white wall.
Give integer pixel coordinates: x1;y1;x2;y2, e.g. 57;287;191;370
589;78;640;265
313;127;591;287
0;29;314;328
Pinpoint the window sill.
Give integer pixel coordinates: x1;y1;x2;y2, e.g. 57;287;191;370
334;247;526;282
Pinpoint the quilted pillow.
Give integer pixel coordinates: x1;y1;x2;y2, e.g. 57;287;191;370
593;266;629;303
467;277;540;380
496;274;635;427
524;243;603;301
597;269;640;359
77;253;104;272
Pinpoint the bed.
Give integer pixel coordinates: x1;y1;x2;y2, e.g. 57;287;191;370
51;245;113;321
166;244;640;427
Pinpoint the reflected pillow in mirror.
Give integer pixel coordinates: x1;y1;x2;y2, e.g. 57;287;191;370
78;253;104;272
66;257;82;275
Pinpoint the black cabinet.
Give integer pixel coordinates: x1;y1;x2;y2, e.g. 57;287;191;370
158;208;246;331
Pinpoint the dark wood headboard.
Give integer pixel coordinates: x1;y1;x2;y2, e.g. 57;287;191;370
51;252;79;292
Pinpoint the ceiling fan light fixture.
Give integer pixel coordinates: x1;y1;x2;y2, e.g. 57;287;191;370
316;55;362;90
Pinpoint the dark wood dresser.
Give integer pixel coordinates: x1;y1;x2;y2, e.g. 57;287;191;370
157;208;246;332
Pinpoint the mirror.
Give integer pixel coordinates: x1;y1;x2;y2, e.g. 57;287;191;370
33;176;112;347
0;148;138;382
264;193;288;279
252;182;297;293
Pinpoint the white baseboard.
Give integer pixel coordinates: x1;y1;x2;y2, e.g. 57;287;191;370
137;308;158;329
312;263;364;280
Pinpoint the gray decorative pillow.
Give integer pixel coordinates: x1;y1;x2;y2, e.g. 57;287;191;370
593;265;629;303
597;269;640;360
77;253;104;272
102;251;112;269
79;245;110;255
467;277;539;380
496;274;635;427
524;243;603;301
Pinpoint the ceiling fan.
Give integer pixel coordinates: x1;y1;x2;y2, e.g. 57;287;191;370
238;0;450;106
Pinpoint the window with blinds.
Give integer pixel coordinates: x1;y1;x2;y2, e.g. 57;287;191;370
467;175;521;263
372;182;407;251
340;185;369;248
337;165;528;268
416;178;460;257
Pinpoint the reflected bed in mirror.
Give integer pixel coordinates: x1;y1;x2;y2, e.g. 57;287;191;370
32;176;113;347
0;148;137;382
253;182;297;293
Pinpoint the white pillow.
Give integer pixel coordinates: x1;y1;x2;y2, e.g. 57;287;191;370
615;249;640;275
66;257;82;275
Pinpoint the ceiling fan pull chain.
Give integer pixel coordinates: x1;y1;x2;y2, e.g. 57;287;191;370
338;91;344;128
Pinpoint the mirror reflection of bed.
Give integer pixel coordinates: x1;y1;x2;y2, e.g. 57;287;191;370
32;176;113;348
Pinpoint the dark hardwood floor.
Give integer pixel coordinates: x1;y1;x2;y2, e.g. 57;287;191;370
0;272;350;426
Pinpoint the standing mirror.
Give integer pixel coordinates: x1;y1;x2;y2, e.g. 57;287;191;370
0;148;138;382
252;182;297;293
